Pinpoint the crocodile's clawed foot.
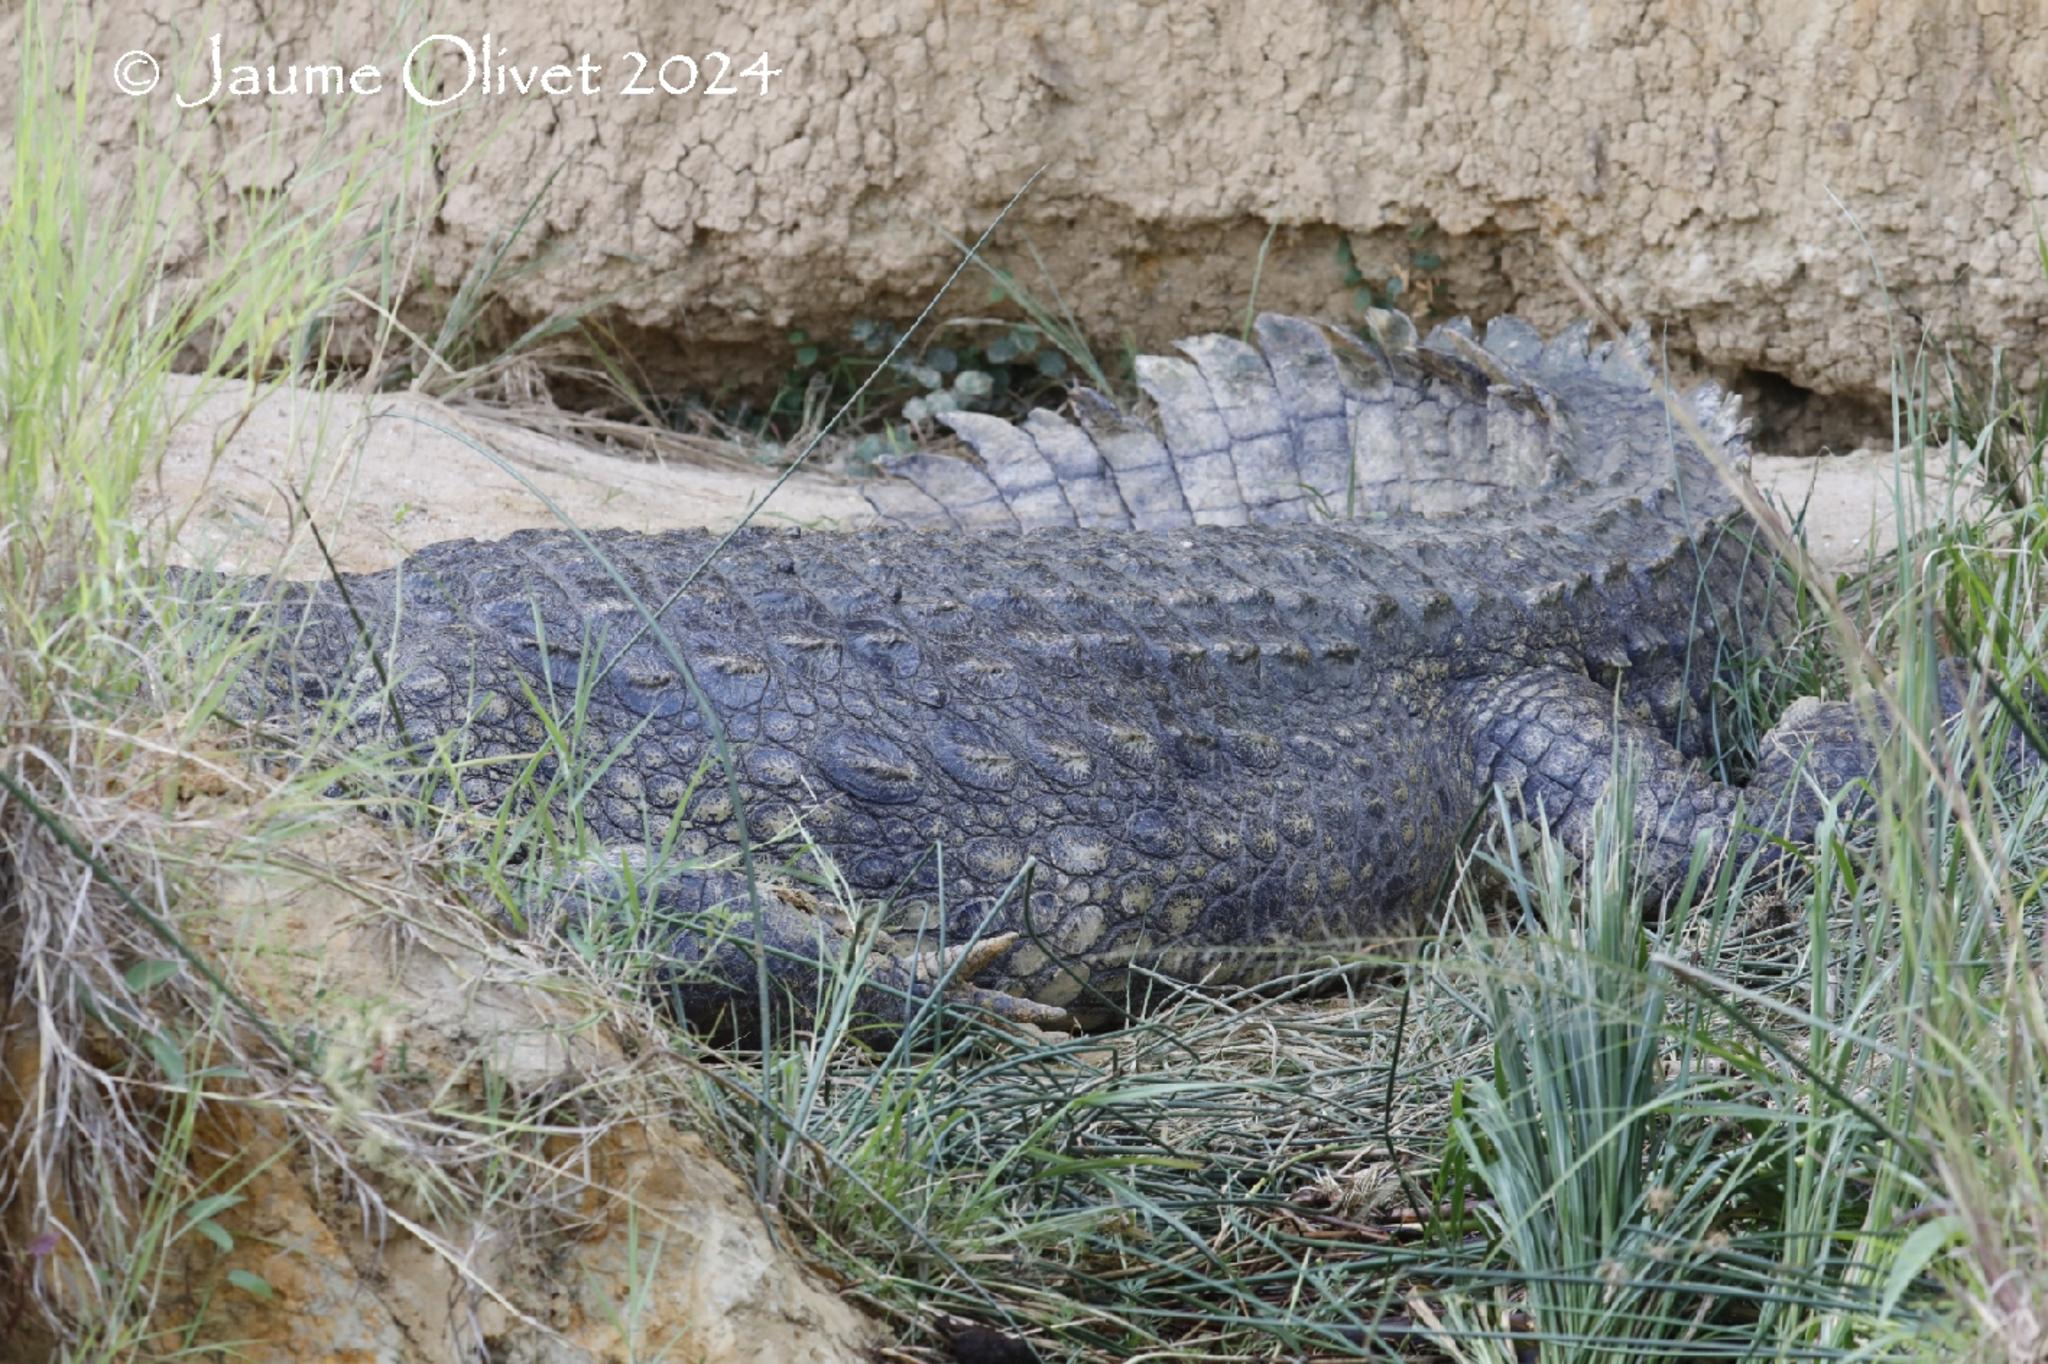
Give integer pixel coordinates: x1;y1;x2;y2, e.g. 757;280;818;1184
948;981;1077;1038
908;930;1019;985
959;1002;1078;1044
531;853;1074;1040
885;931;1074;1035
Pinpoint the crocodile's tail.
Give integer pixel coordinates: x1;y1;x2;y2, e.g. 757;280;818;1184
864;310;1751;531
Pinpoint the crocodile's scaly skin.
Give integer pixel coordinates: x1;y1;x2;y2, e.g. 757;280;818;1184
220;311;1916;1030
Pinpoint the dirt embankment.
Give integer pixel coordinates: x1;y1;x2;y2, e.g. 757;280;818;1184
21;1;2048;440
0;813;882;1364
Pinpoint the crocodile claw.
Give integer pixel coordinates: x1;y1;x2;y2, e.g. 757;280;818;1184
909;930;1020;984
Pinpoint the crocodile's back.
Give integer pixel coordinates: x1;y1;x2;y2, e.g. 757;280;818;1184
232;311;1790;1021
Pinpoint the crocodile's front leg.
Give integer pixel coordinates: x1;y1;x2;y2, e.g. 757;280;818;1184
528;853;1077;1038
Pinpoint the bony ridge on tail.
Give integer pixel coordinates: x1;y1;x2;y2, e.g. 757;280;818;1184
205;309;2036;1036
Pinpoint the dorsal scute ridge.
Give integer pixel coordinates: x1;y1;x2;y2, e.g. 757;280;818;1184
1428;317;1531;391
936;410;1079;528
1580;320;1658;392
885;449;1026;529
1686;380;1753;471
1360;306;1419;354
866;309;1743;534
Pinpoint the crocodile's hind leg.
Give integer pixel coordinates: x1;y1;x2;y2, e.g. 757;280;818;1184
526;852;1077;1039
1464;663;2038;894
1465;667;1749;886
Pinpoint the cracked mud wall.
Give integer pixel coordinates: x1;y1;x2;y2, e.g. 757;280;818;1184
15;1;2045;416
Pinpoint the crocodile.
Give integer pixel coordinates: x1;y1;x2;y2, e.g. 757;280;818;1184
207;309;2001;1034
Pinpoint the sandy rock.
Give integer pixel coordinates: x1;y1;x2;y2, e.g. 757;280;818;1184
146;373;871;576
1751;447;1986;575
17;1;2042;418
153;823;882;1364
